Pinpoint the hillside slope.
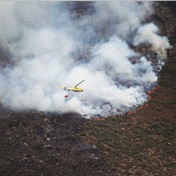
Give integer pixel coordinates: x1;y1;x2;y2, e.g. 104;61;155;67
0;2;176;176
81;57;176;175
0;57;175;176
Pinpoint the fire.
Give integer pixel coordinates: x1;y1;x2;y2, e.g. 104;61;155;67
93;117;105;121
124;85;160;116
128;111;133;115
148;95;152;100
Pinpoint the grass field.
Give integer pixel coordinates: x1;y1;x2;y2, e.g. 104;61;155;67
0;57;175;176
80;57;176;175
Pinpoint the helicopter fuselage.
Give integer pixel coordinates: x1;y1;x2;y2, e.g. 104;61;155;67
64;86;83;92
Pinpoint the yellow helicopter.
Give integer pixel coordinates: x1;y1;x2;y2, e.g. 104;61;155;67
60;80;85;92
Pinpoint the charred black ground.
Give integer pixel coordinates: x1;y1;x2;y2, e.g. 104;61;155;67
0;111;103;176
0;57;176;176
0;2;176;176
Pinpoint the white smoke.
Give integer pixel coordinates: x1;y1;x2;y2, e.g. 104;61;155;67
92;2;153;39
134;23;171;58
0;2;171;117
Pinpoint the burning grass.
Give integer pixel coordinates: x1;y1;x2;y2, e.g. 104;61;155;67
80;57;176;175
0;2;176;175
0;58;176;175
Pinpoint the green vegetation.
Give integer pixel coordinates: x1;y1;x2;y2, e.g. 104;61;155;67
159;57;176;87
81;57;176;175
169;36;176;45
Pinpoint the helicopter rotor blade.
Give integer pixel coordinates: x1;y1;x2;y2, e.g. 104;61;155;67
75;80;85;87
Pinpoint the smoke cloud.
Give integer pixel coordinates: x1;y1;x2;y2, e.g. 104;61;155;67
0;2;171;117
134;23;171;58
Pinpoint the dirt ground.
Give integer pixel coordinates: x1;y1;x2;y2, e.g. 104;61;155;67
81;58;176;176
0;58;176;176
0;58;175;176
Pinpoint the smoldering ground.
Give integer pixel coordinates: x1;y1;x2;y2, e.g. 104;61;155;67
0;2;171;117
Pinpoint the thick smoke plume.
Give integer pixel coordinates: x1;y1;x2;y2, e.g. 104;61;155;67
0;2;171;117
